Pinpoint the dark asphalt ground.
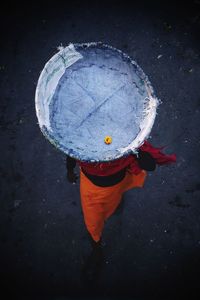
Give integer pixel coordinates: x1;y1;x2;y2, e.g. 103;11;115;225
0;1;200;299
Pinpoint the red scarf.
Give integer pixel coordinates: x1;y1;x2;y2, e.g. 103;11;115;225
78;140;176;176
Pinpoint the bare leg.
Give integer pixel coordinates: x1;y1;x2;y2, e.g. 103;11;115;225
80;231;104;286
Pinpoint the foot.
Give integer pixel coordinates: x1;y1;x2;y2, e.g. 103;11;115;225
81;245;104;285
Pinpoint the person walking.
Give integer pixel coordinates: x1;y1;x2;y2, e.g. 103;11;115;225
66;140;176;248
35;43;176;282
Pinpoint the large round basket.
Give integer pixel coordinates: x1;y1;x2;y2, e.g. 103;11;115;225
35;42;159;162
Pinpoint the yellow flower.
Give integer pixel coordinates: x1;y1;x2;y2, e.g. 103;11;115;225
104;136;112;144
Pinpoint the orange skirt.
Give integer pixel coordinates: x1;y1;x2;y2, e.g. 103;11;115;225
80;168;147;242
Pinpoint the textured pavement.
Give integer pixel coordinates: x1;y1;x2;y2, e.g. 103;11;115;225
0;1;200;299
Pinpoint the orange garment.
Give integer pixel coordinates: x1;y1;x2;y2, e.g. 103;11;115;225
80;167;147;242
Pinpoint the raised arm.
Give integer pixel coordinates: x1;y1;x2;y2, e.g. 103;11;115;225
137;149;156;171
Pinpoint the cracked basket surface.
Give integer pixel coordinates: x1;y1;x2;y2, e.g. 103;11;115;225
35;42;159;162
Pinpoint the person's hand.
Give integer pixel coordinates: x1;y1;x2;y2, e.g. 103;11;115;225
137;150;156;171
67;170;79;184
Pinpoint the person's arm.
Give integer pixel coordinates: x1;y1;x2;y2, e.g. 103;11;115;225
137;150;156;171
66;155;78;183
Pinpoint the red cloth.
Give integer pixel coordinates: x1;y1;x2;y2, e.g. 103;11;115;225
139;141;177;165
77;140;176;176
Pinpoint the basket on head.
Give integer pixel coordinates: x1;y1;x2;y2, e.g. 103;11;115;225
35;42;159;162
